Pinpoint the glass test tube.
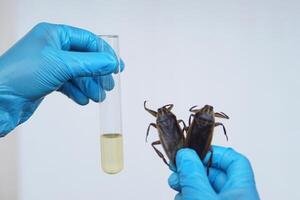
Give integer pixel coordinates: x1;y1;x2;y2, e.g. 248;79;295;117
98;35;123;174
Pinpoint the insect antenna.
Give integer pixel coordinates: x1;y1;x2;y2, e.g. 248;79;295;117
144;101;157;117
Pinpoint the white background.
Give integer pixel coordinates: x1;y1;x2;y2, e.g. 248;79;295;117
0;0;300;199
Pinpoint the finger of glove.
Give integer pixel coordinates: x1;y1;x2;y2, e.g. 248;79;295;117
120;59;125;72
58;24;101;52
97;36;125;74
219;188;260;200
58;51;118;78
168;173;180;192
89;78;107;102
96;75;115;91
207;168;227;193
176;148;216;195
168;167;227;193
99;83;106;102
71;77;101;102
203;146;255;187
57;81;89;105
57;24;123;74
113;58;125;73
175;193;183;200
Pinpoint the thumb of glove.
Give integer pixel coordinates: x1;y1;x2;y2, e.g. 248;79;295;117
54;50;118;79
174;148;218;200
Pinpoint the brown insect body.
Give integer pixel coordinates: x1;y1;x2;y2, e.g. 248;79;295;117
186;105;229;173
144;101;185;166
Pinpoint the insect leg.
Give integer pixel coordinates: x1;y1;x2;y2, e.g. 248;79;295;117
151;140;169;166
144;101;157;117
178;119;188;138
163;104;174;111
189;105;200;113
188;114;195;126
220;112;229;119
146;123;157;142
215;112;230;119
215;122;228;141
177;119;187;131
206;148;213;175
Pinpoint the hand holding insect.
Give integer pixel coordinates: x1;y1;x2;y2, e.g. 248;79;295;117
168;147;260;200
144;102;229;174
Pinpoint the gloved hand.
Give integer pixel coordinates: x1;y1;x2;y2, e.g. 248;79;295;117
0;22;124;137
168;146;260;200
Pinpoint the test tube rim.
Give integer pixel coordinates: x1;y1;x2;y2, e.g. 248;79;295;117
98;34;119;38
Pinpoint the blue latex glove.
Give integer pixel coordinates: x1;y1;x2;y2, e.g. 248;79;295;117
168;146;260;200
0;22;124;137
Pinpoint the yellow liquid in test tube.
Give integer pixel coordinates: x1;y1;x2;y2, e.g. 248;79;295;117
100;134;123;174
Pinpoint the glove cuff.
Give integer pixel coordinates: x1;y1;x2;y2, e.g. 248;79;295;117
0;91;43;137
0;92;20;136
0;110;16;137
